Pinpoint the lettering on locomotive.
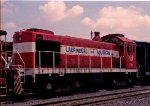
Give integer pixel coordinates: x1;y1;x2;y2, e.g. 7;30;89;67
63;46;119;57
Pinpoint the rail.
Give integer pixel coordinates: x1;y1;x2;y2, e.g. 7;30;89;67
26;87;150;106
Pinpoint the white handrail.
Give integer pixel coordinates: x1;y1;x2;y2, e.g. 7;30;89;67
136;61;140;69
120;56;122;72
53;51;55;73
65;53;67;71
16;51;25;83
78;54;80;69
1;55;9;68
89;55;91;72
39;51;41;72
100;56;102;73
11;65;23;68
111;54;112;72
1;55;7;65
16;51;25;68
136;61;141;77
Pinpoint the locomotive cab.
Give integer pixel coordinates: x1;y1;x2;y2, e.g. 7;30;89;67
102;34;136;70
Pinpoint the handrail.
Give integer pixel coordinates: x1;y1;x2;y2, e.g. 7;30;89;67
37;50;124;74
16;51;25;69
120;56;122;72
89;55;91;72
136;61;140;69
4;51;24;69
11;65;23;68
65;53;67;70
1;55;9;68
100;56;102;70
38;51;41;72
78;54;80;69
111;54;112;72
136;61;141;77
1;55;8;65
15;51;25;83
52;51;55;73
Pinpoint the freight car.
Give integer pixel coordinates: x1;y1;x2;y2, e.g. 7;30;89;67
0;28;139;96
136;41;150;84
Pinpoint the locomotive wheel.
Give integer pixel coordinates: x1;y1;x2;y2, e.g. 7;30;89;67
35;82;54;98
126;78;133;87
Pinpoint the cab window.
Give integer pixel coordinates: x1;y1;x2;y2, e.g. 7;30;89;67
120;45;124;52
127;45;134;55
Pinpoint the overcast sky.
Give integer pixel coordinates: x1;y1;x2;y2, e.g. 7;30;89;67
1;0;150;42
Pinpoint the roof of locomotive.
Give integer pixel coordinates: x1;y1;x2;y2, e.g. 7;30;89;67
26;28;54;35
15;28;135;47
54;33;116;49
18;28;118;49
101;34;135;44
117;36;135;43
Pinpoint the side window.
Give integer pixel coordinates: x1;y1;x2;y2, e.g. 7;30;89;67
119;45;124;56
120;45;124;52
112;38;118;43
127;45;134;55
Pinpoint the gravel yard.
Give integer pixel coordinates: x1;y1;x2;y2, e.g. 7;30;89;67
94;94;150;106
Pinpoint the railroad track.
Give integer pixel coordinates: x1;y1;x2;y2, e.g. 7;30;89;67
1;86;150;106
32;88;150;106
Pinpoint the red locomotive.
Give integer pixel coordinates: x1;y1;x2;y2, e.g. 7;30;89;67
0;28;138;96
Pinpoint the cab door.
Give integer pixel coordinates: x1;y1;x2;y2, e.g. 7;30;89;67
125;43;136;69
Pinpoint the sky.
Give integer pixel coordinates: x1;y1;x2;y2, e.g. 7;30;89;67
1;0;150;42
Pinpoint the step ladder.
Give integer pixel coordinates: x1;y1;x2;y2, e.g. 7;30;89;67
0;54;10;97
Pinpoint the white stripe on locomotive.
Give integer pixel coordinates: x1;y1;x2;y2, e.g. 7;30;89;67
13;42;119;58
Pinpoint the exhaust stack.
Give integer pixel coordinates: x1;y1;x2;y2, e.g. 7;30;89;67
92;32;101;41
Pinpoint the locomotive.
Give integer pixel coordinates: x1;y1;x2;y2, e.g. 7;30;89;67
0;28;148;96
